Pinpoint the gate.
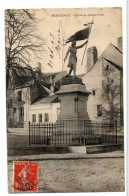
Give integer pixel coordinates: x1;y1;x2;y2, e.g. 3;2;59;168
29;120;117;146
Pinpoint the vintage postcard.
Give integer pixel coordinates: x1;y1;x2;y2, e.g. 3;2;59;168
6;8;124;193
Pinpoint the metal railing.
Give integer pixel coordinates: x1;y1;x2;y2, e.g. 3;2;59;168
29;120;117;146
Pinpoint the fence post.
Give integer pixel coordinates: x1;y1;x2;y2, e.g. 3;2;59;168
39;122;40;144
116;120;117;144
83;119;85;146
29;121;30;146
47;123;48;145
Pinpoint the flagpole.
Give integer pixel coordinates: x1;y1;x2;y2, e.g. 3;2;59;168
81;17;94;66
81;42;88;66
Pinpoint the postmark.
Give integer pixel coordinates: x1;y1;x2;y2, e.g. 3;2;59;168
13;162;37;192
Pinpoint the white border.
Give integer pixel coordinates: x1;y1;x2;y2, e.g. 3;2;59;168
0;0;128;196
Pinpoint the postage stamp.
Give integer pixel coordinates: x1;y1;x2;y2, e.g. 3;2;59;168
13;162;38;192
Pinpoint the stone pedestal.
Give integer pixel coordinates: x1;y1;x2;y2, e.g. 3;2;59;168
56;76;91;121
54;76;91;144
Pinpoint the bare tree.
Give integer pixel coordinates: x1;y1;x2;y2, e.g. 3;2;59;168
102;66;120;122
5;9;45;89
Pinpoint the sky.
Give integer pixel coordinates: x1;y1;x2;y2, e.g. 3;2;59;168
31;8;122;75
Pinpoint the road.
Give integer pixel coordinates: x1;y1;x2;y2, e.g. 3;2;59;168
8;157;124;193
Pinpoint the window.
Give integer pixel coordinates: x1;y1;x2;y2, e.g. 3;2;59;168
92;90;95;96
97;105;102;117
105;64;109;70
39;114;42;123
13;108;16;113
32;114;36;123
44;113;49;122
18;91;22;101
19;107;24;121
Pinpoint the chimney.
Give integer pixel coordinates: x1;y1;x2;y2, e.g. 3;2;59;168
87;46;98;72
117;37;122;52
37;62;42;72
49;76;55;92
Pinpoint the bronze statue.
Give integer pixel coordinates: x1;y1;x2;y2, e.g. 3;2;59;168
64;40;88;76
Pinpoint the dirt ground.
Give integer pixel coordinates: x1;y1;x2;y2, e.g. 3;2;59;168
8;157;124;193
7;129;124;193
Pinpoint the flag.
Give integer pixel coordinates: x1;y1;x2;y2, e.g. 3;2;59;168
84;22;94;26
66;26;90;43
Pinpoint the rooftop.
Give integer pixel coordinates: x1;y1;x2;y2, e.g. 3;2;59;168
32;95;59;105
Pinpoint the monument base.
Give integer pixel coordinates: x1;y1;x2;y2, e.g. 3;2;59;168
54;76;91;145
52;118;92;146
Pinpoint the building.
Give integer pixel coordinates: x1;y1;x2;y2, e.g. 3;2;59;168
82;37;123;126
7;67;67;128
29;95;60;124
9;79;53;128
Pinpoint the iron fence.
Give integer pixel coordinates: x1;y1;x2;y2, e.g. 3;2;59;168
29;120;117;146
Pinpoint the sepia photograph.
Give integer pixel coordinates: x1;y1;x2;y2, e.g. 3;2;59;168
5;7;125;193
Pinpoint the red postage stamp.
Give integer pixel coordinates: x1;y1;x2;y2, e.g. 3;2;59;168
13;162;38;192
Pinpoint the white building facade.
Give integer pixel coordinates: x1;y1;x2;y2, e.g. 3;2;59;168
29;99;60;124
